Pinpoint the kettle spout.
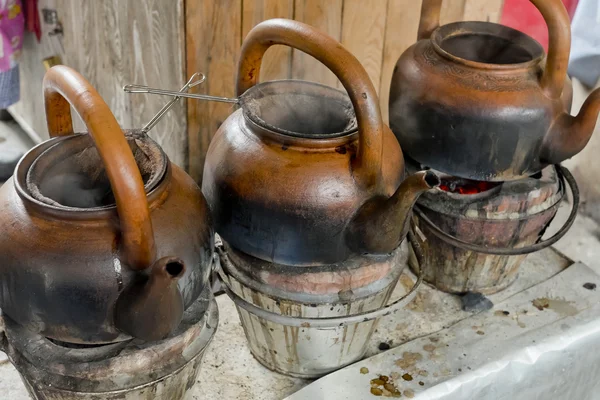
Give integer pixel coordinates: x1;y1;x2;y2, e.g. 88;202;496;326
114;257;186;342
543;88;600;164
347;170;440;255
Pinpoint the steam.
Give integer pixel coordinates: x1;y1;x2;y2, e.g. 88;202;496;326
240;81;357;138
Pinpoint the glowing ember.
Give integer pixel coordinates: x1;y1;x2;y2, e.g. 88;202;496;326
439;179;500;195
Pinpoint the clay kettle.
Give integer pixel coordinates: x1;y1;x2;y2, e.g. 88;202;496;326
389;0;600;181
0;66;214;344
202;19;439;266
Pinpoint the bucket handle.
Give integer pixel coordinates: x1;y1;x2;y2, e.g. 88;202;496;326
43;66;156;270
413;165;578;256
215;232;423;329
236;18;384;187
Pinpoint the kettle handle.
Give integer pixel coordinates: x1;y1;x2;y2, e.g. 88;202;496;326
530;0;571;99
417;0;570;99
43;66;156;271
417;0;443;41
236;18;383;187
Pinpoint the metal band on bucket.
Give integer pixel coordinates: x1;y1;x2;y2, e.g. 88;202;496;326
214;232;423;328
413;165;579;256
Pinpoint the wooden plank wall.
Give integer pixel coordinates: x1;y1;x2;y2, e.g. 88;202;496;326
186;0;505;182
10;0;188;167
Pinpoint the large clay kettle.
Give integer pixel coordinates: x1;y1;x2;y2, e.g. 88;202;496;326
0;66;214;343
202;19;439;266
389;0;600;181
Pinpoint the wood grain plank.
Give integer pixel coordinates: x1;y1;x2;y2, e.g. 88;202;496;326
186;0;242;182
11;0;187;168
9;0;82;140
338;0;387;93
440;0;467;24
292;0;343;87
56;0;101;133
123;0;187;167
242;0;294;81
463;0;505;22
379;0;423;124
65;0;187;165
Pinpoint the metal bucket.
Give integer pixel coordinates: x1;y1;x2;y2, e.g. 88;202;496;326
1;288;218;400
409;165;575;294
216;240;420;378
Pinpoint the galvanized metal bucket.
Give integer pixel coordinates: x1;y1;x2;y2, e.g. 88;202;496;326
1;287;218;400
216;239;421;378
410;165;577;294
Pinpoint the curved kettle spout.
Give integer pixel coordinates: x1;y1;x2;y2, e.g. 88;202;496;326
347;170;440;255
543;87;600;164
114;257;186;342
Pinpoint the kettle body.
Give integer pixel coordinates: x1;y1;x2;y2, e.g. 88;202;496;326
389;0;598;181
0;67;213;344
203;19;438;267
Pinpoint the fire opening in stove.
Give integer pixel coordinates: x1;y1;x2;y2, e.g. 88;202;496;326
439;178;501;195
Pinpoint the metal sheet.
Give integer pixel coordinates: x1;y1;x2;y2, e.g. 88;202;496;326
285;262;600;399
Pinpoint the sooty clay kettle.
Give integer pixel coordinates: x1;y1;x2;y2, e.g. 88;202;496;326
0;66;213;343
389;0;600;181
202;19;439;266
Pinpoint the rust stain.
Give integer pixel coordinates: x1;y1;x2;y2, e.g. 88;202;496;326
402;373;413;381
369;375;402;397
399;274;415;293
360;367;369;374
532;297;578;316
532;298;550;311
395;351;423;370
395;322;409;331
423;344;435;352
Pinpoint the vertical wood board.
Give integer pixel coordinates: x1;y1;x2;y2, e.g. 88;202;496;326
379;0;424;124
291;0;343;87
339;0;387;93
242;0;294;81
440;0;467;24
463;0;505;22
186;0;242;182
10;0;187;167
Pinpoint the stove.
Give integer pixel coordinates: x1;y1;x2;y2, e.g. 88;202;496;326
215;237;420;378
406;158;579;294
1;287;217;399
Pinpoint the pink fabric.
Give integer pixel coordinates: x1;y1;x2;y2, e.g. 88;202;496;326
500;0;578;51
0;0;24;72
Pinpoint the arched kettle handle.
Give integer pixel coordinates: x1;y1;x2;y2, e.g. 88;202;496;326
530;0;571;99
417;0;443;40
236;18;384;187
417;0;571;99
43;65;156;270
